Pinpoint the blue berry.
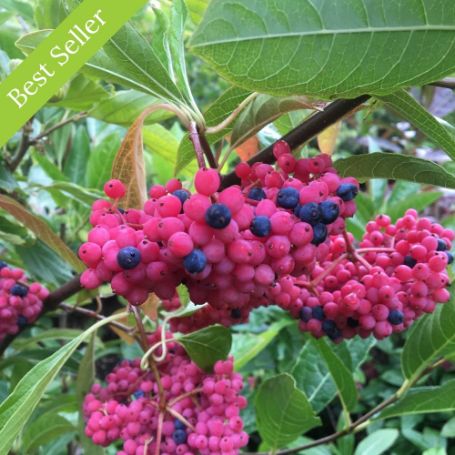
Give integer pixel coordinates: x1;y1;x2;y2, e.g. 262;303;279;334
183;249;207;273
117;247;141;269
336;183;358;201
388;310;404;325
319;200;339;224
11;283;28;297
17;315;28;328
248;187;266;201
174;419;186;430
347;317;359;328
298;202;321;225
173;189;190;204
231;308;242;319
312;306;324;320
322;319;341;339
173;429;187;444
133;390;145;399
205;203;232;229
437;239;447;251
0;261;7;269
277;187;299;209
300;307;312;322
447;252;454;264
251;216;271;237
403;255;417;268
311;223;328;245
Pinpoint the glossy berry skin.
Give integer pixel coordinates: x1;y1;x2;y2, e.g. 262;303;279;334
298;202;321;225
172;189;190;204
184;249;207;273
117;247;141;270
174;419;186;430
205;204;232;229
104;179;126;199
447;252;454;264
336;183;358;201
173;429;187;444
403;255;417;268
311;223;328;245
250;216;271;237
17;315;28;328
312;306;324;320
247;187;266;201
388;310;404;325
277;187;300;209
10;283;28;297
319;200;340;224
437;239;447;251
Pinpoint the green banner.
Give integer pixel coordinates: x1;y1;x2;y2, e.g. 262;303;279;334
0;0;148;147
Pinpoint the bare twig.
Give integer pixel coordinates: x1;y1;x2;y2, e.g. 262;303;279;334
9;120;33;172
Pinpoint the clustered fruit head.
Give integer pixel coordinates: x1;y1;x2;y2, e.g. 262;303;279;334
0;261;49;340
83;330;248;454
79;140;453;342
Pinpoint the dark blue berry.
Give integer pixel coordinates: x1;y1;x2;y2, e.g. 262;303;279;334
437;239;447;251
403;255;417;268
388;310;404;325
231;308;242;319
117;247;141;270
173;429;187;444
251;216;271;237
300;307;312;322
446;252;453;265
17;315;28;328
11;283;28;297
173;189;190;204
322;319;341;339
311;223;328;245
277;187;299;209
298;202;321;225
347;317;359;328
319;200;340;224
205;204;232;229
174;419;186;430
0;261;7;269
133;390;145;399
117;208;125;214
312;306;324;320
248;187;266;201
336;183;358;201
183;249;207;273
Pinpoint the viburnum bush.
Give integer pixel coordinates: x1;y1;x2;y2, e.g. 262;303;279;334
2;1;455;454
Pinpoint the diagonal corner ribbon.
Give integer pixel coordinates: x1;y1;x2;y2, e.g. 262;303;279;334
0;0;148;148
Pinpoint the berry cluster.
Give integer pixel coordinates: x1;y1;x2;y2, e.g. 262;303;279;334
0;261;49;341
80;142;357;317
83;331;248;454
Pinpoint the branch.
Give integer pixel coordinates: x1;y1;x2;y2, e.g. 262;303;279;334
430;77;455;90
220;95;370;189
8;120;33;172
198;128;218;168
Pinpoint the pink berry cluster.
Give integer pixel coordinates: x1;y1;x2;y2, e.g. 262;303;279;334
79;141;356;316
83;331;248;454
0;261;49;341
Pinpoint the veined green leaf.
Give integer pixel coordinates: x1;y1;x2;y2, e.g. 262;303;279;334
255;373;321;449
334;153;455;188
379;90;455;160
353;429;399;455
191;0;455;99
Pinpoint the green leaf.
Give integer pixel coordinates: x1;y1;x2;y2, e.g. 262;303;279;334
0;195;83;272
143;124;180;165
353;429;399;455
379;90;455;160
177;325;232;371
380;380;455;419
90;90;173;126
64;126;90;185
0;312;127;454
31;150;68;182
274;111;309;136
441;416;455;438
186;0;209;25
401;295;455;381
0;165;18;191
12;329;89;351
34;0;67;28
386;191;442;222
230;95;312;148
334;153;455;189
76;333;104;454
255;373;321;449
22;414;75;453
175;86;251;173
233;318;294;371
36;181;103;207
191;0;455;99
313;338;358;412
51;74;111;110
